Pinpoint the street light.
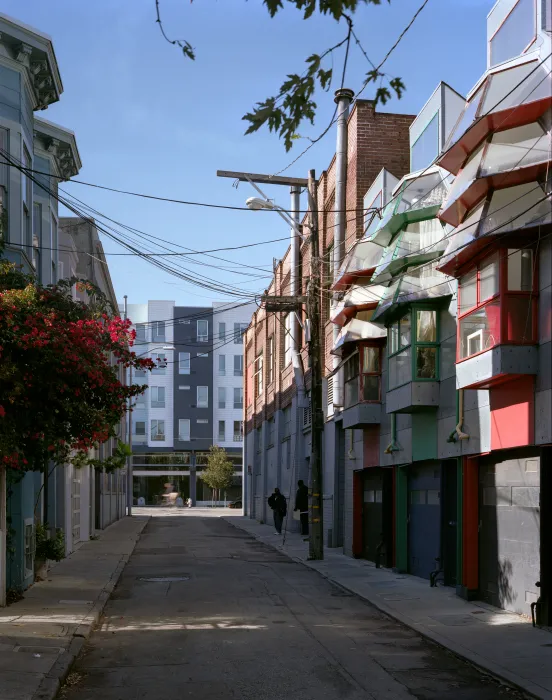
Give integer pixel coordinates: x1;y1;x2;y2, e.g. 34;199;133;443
245;197;307;242
127;344;175;516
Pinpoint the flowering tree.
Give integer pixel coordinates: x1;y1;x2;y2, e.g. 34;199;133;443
0;260;153;471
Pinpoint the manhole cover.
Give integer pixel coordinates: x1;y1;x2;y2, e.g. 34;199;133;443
139;576;189;582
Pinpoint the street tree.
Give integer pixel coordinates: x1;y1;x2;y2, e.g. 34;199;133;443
199;446;235;505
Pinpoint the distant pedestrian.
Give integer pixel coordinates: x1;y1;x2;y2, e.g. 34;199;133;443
267;488;287;535
294;480;309;538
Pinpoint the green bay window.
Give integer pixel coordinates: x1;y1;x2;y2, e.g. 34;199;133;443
388;307;439;390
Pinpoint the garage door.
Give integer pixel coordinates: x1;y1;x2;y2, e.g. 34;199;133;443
479;454;540;616
363;469;392;567
408;463;441;580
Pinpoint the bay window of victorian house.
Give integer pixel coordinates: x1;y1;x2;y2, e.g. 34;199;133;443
457;245;538;361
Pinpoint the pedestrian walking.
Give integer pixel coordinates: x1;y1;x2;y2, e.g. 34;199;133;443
294;480;309;538
267;488;287;535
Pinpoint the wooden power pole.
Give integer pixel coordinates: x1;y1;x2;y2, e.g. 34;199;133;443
258;169;324;561
307;169;324;561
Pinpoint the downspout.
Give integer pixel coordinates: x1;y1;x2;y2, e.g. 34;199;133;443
290;185;306;408
447;389;470;443
332;88;354;408
385;413;400;454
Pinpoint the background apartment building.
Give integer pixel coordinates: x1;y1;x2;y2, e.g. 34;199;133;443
125;301;253;506
244;0;552;624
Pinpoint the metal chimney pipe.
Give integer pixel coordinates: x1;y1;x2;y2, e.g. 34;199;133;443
290;185;306;408
332;88;354;408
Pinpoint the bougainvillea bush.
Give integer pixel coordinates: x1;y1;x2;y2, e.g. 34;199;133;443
0;259;153;471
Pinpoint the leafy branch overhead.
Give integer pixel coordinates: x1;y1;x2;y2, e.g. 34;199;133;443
155;0;416;151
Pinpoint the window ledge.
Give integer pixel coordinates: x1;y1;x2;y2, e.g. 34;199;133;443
386;381;439;414
456;344;538;390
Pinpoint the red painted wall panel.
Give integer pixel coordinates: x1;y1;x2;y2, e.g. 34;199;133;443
363;425;380;466
490;376;534;450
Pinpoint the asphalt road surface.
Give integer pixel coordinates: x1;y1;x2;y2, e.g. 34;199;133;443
59;514;521;700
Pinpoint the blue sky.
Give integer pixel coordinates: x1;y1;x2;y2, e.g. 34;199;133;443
5;0;495;305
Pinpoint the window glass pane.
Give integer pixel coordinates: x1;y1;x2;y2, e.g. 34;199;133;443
179;352;190;374
490;0;536;67
234;355;243;376
362;347;380;373
197;320;208;340
427;490;440;505
345;376;359;407
234;387;243;408
179;419;190;441
135;323;147;342
447;86;484;150
459;302;501;358
362;375;380;402
507;249;533;291
219;354;226;375
388;347;411;389
459;270;477;314
218;421;225;441
504;295;534;342
411;112;439;172
135;421;146;435
197;386;208;407
481;122;547;177
153;321;165;339
219;322;226;340
416;346;437;379
399;314;411;347
410;490;426;505
389;325;399;354
480;256;499;301
416;310;437;342
218;387;226;408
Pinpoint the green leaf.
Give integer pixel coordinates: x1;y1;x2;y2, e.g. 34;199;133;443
389;76;406;99
375;86;391;105
263;0;284;17
181;41;196;60
318;68;332;91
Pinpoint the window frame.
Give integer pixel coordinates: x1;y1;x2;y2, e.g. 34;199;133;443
267;335;274;385
178;418;190;442
150;385;166;408
254;351;263;398
179;352;190;375
234;354;243;377
457;247;538;362
197;385;209;408
197;319;209;342
234;386;243;410
151;419;166;441
489;0;537;68
387;306;440;390
360;344;383;403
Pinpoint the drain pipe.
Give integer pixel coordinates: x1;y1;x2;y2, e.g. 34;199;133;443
384;413;400;454
447;389;470;443
332;88;354;408
290;185;306;408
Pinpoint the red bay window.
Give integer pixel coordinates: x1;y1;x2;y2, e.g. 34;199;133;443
344;344;382;408
457;247;537;361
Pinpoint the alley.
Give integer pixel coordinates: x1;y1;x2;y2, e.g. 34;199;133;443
59;514;519;700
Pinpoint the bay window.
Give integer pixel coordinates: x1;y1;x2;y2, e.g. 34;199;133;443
344;345;382;408
458;248;536;360
388;308;439;390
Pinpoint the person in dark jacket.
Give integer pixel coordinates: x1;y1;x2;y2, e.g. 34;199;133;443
267;488;287;534
294;480;309;537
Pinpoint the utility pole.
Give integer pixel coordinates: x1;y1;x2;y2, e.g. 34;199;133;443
307;169;323;561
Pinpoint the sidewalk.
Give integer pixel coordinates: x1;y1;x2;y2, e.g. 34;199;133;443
0;515;148;700
226;515;552;700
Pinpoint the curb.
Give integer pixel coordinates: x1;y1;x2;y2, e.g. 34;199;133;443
31;518;150;700
225;518;543;700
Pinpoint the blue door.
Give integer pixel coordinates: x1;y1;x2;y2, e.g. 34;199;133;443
408;464;441;580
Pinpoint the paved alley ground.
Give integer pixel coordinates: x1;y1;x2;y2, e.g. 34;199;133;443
59;512;523;700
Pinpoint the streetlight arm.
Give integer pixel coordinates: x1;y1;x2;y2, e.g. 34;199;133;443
244;176;307;242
